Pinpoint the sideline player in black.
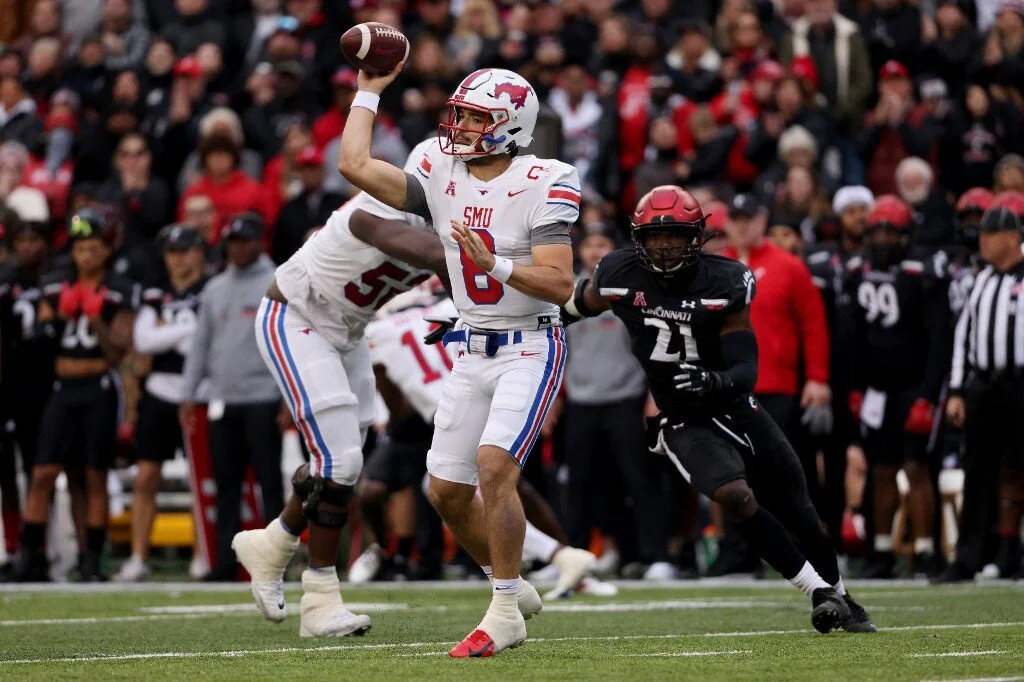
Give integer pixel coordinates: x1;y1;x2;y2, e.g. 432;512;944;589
845;196;952;579
8;206;137;582
562;186;874;633
0;216;55;573
114;225;207;582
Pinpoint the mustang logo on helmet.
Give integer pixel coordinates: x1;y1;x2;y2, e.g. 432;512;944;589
493;82;531;110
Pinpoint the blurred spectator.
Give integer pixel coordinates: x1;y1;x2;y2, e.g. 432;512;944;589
311;68;356;149
994;153;1024;192
782;0;873;136
179;213;285;581
178;133;274;242
560;222;674;578
408;0;455;41
859;0;924;77
664;19;723;103
858;60;933;195
100;0;151;71
262;121;313;221
702;198;730;254
682;107;740;185
194;42;231;105
895;156;955;246
1;143;50;227
322;125;407;200
272;145;341;264
229;0;283;78
396;81;447;151
977;0;1024;83
941;83;1015;194
161;0;226;57
767;217;806;254
282;0;344;89
241;60;318;159
924;0;983;99
0;76;43;149
179;108;264;194
447;0;503;72
590;13;632;79
721;9;770;81
634;117;685;198
9;0;73;56
23;38;67;106
148;57;215;184
549;63;602;188
772;165;831;231
96;132;172;250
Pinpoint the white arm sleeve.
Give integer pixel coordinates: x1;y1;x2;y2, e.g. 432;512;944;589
132;306;196;354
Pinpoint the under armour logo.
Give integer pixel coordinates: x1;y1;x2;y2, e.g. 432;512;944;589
300;328;311;335
680;300;696;309
446;181;456;196
633;291;646;306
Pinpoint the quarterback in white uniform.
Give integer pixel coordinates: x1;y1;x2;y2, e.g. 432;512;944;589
362;289;615;599
231;142;450;638
339;65;578;656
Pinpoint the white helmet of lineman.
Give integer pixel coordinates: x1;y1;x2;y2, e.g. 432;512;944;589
439;68;538;158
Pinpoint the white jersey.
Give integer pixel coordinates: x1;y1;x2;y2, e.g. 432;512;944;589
275;139;438;349
366;298;458;423
411;141;581;331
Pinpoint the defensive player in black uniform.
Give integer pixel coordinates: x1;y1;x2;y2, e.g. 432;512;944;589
563;185;874;633
0;217;54;572
115;225;207;582
845;195;952;579
8;206;137;582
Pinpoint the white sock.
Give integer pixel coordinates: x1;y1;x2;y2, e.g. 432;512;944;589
481;565;493;583
913;537;935;555
834;577;847;596
522;522;560;563
267;518;300;550
789;561;831;597
492;577;520;596
874;534;893;552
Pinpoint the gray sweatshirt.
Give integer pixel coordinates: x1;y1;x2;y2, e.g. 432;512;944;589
181;255;280;405
565;273;647;405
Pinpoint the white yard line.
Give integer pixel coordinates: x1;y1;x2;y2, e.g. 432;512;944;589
3;578;1020;594
4;621;1024;665
0;613;252;627
621;650;752;658
908;651;1009;658
138;602;409;615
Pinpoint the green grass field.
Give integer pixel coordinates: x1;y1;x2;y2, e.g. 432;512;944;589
2;580;1023;680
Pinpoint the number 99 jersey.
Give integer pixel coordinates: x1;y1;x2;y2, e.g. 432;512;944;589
591;249;755;419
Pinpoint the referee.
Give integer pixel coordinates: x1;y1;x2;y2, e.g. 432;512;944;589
939;206;1024;582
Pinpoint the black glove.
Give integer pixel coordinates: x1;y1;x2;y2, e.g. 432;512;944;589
423;316;458;345
673;362;732;397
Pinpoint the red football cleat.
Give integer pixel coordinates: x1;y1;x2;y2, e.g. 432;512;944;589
449;629;497;658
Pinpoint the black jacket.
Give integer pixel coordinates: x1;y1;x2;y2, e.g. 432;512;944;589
0;100;42;149
272;189;345;265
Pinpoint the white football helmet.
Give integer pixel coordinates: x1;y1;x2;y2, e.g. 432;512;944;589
439;68;538;158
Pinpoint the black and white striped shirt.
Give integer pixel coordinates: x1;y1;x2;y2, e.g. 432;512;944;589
950;261;1024;392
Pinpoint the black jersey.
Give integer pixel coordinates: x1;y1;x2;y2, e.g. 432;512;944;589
805;243;859;393
0;264;53;396
139;277;207;375
38;269;139;362
591;249;755;419
844;249;952;400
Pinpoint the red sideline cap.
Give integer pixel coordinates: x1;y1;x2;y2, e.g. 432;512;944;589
879;60;909;80
331;67;358;88
751;60;784;83
173;56;203;78
295;146;323;167
789;55;819;90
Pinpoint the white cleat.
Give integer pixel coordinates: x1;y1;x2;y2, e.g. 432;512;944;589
518;578;543;620
449;607;526;658
113;555;151;583
577;575;619;597
593;548;620;576
299;568;371;637
543;547;597;600
232;524;297;624
527;562;559;582
644;561;680;581
348;543;383;584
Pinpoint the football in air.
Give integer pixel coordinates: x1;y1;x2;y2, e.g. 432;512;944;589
340;22;409;76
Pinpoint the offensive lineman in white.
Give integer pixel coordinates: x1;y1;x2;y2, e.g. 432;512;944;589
339;64;578;656
230;141;455;637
